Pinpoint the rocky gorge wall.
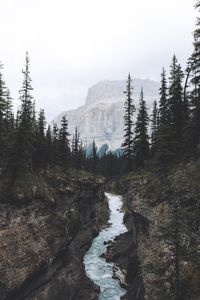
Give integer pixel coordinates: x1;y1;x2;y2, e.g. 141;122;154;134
0;179;109;300
107;170;200;300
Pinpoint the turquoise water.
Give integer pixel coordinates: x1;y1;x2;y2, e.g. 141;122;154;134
84;193;127;300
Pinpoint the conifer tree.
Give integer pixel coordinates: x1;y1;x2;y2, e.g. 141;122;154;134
150;100;159;157
52;122;59;181
15;109;20;130
3;89;14;165
159;68;169;127
155;69;173;169
121;73;135;166
45;125;52;170
9;52;35;179
0;62;7;121
34;109;46;171
72;126;80;168
168;55;184;156
58;116;70;170
0;62;8;166
5;89;13;127
134;88;149;168
187;1;200;157
77;140;85;170
183;59;192;122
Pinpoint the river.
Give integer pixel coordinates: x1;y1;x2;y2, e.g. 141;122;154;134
84;193;127;300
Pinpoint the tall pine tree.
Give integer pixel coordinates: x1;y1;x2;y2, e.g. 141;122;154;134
45;125;52;171
34;109;47;171
134;88;149;168
155;69;173;169
0;62;8;168
121;73;135;167
150;100;159;158
52;122;59;181
187;1;200;157
168;55;184;157
9;52;35;180
58;116;70;170
72;126;83;169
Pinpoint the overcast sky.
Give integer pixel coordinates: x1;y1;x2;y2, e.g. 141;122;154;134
0;0;196;121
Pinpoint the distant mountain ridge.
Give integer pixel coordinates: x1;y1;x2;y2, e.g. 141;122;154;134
54;79;160;151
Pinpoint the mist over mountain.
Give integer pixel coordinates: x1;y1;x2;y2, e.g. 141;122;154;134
54;79;160;151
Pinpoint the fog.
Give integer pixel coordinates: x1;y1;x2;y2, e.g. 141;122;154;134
0;0;196;120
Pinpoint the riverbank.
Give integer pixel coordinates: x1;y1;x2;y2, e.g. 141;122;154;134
105;164;200;300
0;173;109;300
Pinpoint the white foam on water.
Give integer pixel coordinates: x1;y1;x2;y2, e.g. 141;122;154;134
84;193;127;300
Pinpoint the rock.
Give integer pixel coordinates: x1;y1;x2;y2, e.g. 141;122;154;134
53;79;159;151
0;180;109;300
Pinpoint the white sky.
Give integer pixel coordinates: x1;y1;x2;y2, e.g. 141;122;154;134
0;0;196;121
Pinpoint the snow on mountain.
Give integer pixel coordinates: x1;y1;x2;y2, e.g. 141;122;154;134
54;79;160;151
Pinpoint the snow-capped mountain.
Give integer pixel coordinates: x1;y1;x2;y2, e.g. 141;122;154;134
54;79;160;151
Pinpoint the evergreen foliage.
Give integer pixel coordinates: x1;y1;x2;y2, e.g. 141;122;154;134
72;126;80;169
150;100;158;157
0;62;9;167
159;68;169;127
58;116;70;170
9;52;35;180
34;109;46;171
186;2;200;157
52;122;59;181
155;69;173;169
134;88;149;168
121;73;135;165
168;55;184;156
45;125;52;170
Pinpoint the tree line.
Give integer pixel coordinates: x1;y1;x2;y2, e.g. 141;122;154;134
0;53;88;186
121;0;200;171
0;1;200;183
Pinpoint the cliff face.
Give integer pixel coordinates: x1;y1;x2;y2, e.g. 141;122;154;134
107;167;200;300
122;176;200;300
0;180;109;300
54;79;159;151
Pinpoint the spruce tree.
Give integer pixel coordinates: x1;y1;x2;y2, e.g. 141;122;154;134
155;69;173;169
168;55;184;156
150;100;159;158
0;62;7;121
5;89;13;127
159;68;169;127
77;140;85;171
72;126;80;169
121;73;135;166
58;116;70;170
34;109;46;171
187;1;200;157
0;62;8;167
52;122;59;181
3;89;14;166
183;59;192;122
134;88;149;168
9;52;35;179
45;125;52;170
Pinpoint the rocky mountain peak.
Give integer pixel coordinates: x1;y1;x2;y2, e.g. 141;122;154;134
85;79;159;106
54;79;160;151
